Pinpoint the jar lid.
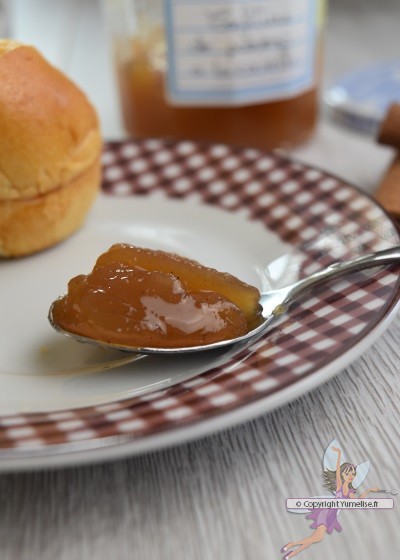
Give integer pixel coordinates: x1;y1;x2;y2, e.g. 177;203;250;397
325;60;400;135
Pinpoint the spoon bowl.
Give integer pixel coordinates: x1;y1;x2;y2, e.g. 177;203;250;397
48;245;400;355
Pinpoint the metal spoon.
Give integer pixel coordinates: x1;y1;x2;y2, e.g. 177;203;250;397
48;245;400;355
378;489;398;495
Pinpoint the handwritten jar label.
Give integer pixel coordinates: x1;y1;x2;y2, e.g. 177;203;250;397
164;0;318;106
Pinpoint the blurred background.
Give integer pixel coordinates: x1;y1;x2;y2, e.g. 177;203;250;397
2;0;400;189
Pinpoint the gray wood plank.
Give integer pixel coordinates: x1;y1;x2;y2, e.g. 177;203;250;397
0;312;399;560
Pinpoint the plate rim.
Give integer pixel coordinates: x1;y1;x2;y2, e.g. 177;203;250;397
0;298;398;472
1;138;399;469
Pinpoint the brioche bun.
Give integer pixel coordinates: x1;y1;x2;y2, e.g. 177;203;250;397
0;40;102;257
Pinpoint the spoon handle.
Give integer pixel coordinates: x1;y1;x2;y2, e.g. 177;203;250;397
286;245;400;305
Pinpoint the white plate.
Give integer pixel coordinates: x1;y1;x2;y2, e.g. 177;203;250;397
1;195;290;414
0;139;399;471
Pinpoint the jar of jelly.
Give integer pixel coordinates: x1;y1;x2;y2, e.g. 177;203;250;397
105;0;325;150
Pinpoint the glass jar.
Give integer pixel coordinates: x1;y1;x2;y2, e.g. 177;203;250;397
105;0;325;150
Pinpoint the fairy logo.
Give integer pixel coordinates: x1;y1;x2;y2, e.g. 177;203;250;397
281;439;397;559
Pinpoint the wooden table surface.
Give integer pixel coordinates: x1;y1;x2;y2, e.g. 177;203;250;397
2;1;400;559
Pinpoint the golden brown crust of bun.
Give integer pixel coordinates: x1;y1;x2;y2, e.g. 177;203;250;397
0;39;23;55
0;159;100;257
0;42;102;201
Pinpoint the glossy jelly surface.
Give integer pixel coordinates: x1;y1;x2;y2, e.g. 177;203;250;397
51;244;262;349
